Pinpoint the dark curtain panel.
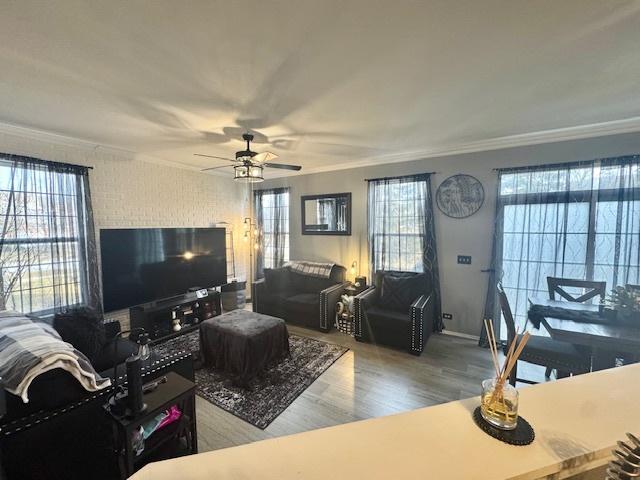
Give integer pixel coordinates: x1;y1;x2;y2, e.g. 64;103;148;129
367;173;443;331
0;153;100;315
254;187;290;278
478;181;503;347
480;155;640;342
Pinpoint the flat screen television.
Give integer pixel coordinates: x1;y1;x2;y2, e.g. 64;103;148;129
100;227;227;312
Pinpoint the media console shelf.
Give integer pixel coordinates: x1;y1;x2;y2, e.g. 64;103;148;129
130;290;221;342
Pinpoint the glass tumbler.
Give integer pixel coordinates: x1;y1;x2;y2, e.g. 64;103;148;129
480;378;519;430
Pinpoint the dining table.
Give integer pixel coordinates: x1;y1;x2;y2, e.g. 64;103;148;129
528;296;640;371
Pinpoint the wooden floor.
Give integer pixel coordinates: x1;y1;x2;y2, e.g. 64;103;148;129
196;325;549;453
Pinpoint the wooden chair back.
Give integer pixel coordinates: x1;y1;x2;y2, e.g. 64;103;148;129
547;277;606;304
497;284;516;345
626;284;640;294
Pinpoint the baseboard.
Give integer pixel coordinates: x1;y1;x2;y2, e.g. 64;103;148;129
441;330;480;341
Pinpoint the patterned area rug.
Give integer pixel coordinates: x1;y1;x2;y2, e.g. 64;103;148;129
155;330;348;429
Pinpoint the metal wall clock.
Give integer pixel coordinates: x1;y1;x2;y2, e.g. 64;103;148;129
436;174;485;219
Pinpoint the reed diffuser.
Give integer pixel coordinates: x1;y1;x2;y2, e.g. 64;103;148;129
481;319;531;430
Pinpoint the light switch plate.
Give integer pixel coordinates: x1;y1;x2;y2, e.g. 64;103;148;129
457;255;472;265
442;312;453;320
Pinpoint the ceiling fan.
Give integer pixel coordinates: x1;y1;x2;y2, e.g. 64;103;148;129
195;133;302;183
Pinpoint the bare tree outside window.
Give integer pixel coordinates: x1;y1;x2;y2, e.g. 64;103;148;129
0;156;100;315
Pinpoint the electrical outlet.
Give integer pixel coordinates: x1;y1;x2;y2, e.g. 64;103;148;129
457;255;472;265
442;312;453;320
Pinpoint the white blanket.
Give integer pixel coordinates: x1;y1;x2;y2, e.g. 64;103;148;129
0;310;111;403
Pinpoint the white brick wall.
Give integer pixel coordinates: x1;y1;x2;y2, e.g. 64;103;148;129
0;127;251;329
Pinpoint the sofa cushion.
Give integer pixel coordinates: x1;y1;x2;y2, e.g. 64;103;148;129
329;265;347;283
285;293;318;308
283;293;320;321
289;271;335;294
53;308;106;363
92;337;139;373
374;270;414;290
380;273;426;312
364;306;410;347
264;267;292;293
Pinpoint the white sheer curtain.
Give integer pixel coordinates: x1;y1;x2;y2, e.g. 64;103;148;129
367;173;443;330
0;154;99;314
254;188;290;278
481;156;640;342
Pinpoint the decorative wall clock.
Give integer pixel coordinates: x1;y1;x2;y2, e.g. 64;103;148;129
436;174;485;219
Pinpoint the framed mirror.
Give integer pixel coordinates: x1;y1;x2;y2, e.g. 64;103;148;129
301;193;351;235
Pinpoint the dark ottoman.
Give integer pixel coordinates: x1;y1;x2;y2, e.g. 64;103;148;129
199;309;290;385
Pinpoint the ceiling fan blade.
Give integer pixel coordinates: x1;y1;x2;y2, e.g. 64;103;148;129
252;151;279;163
194;153;237;162
200;165;233;172
263;163;302;171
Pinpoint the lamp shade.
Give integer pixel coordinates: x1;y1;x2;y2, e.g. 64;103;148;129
234;164;264;183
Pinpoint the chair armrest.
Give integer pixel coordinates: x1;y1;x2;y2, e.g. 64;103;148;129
409;294;434;354
354;286;377;339
251;278;266;312
319;282;349;331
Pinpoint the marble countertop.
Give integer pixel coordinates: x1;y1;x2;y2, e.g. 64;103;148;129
132;363;640;480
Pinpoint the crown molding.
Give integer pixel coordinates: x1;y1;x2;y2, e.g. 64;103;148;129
2;116;640;179
0;121;131;155
0;121;231;176
295;116;640;177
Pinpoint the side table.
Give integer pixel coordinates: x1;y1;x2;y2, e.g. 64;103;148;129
335;284;358;336
335;305;355;335
105;371;197;479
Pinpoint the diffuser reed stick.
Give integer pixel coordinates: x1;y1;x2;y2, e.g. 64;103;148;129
483;319;530;386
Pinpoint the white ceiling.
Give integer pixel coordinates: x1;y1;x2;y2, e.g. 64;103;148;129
1;0;640;177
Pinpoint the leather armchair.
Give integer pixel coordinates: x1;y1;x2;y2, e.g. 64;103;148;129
354;270;434;355
252;264;348;332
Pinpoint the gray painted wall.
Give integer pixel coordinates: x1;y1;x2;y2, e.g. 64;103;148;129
260;132;640;336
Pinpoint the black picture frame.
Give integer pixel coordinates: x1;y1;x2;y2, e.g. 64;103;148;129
301;192;352;236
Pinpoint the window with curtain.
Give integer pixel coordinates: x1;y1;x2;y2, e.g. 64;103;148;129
367;173;443;329
483;156;639;341
0;154;100;315
254;187;290;277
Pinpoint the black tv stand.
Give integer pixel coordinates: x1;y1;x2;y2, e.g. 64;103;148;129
130;290;221;342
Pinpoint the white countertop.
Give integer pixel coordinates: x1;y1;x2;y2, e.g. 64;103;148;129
132;364;640;480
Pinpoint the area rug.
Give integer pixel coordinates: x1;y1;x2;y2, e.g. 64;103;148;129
155;329;348;429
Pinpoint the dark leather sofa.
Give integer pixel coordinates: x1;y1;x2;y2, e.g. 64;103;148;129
354;270;435;355
252;264;347;331
0;319;194;480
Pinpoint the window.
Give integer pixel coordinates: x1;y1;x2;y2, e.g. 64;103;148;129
254;188;290;275
497;157;640;338
367;173;443;329
0;156;98;314
367;174;431;273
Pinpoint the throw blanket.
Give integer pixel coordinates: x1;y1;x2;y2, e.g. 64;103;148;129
285;260;335;278
528;304;607;329
0;311;111;403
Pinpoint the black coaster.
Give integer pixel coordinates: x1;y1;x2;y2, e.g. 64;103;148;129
472;406;535;446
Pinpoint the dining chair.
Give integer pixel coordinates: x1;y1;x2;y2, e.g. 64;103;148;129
545;277;605;377
546;277;606;304
498;284;591;386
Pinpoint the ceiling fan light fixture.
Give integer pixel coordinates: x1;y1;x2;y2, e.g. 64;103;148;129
234;164;264;183
197;132;300;177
